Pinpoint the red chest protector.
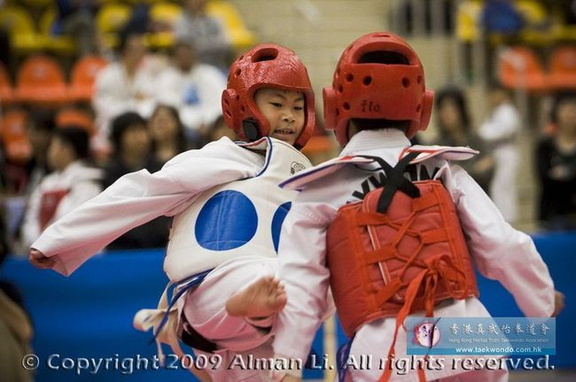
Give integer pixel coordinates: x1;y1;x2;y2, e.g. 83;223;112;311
326;151;479;342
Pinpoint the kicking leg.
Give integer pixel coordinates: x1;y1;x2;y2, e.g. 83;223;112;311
225;276;287;319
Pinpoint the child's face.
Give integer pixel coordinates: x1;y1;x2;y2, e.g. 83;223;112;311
122;124;150;158
150;107;178;142
254;88;305;146
47;136;71;172
438;98;462;132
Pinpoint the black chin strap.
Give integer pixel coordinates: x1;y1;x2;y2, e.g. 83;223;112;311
358;151;421;213
242;118;261;141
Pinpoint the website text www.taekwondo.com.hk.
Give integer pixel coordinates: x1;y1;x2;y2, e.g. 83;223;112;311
403;316;556;371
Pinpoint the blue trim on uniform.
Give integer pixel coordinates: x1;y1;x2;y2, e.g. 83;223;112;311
255;136;273;177
337;335;354;381
152;269;214;342
271;202;292;253
279;156;370;189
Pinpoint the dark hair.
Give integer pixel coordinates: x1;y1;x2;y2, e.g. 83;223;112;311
110;112;147;154
53;126;90;160
550;91;576;124
435;86;471;133
27;109;56;133
358;51;410;65
149;104;188;153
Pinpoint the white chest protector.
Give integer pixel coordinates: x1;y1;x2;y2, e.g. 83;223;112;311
164;137;312;282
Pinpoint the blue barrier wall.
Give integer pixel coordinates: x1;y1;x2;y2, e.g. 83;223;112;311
1;232;574;381
1;249;324;382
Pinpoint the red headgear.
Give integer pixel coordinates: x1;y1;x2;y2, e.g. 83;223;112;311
222;43;315;149
323;32;434;146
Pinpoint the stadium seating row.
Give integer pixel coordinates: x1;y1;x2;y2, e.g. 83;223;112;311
498;45;576;92
0;0;256;54
0;54;107;105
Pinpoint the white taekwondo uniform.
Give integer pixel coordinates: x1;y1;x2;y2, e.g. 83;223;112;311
31;136;311;381
272;129;555;381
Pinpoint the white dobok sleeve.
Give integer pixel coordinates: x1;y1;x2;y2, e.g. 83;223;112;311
447;165;555;317
31;139;261;276
272;195;335;371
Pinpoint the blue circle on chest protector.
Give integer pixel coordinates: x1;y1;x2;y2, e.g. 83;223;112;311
271;202;292;253
195;190;258;251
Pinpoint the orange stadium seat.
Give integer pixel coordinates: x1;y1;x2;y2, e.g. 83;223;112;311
0;62;17;105
68;55;108;102
15;55;71;105
548;46;576;90
497;46;548;92
56;107;96;136
0;108;31;165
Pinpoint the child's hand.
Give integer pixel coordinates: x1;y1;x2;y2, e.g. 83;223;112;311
552;290;565;317
29;248;56;269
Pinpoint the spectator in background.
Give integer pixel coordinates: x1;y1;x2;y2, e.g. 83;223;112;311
22;110;57;196
478;83;521;223
148;104;188;165
174;0;233;70
0;208;34;382
435;86;494;192
536;91;576;231
103;112;170;250
203;114;237;145
1;110;56;255
53;0;100;56
156;40;226;146
21;127;102;250
92;28;160;155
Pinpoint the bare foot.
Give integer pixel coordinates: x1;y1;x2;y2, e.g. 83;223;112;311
225;276;287;318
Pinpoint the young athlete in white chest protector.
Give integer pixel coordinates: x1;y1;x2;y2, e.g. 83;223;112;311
268;32;564;382
29;43;316;382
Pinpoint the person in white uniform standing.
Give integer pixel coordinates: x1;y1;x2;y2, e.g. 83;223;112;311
478;83;522;224
269;32;564;382
28;43;316;382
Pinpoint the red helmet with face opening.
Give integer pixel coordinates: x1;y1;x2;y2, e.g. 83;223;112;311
221;43;315;149
323;32;434;146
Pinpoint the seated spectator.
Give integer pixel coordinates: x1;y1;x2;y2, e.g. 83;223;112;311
156;40;226;146
1;110;56;197
536;91;576;231
20;127;103;249
103;112;162;187
103;112;170;250
435;86;494;192
0;211;34;382
148;104;188;165
92;27;162;154
202;114;237;146
53;0;100;56
174;0;234;70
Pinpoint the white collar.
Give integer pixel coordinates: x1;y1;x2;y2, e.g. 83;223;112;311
340;129;411;156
